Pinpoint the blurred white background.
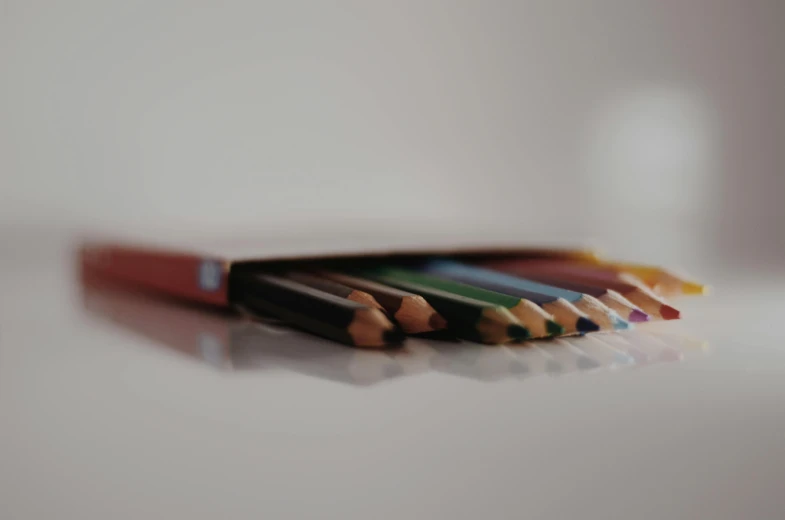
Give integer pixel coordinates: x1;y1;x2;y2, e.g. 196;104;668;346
3;5;785;519
2;0;783;270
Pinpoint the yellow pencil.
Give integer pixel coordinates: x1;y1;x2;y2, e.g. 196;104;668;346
493;249;707;296
580;260;707;296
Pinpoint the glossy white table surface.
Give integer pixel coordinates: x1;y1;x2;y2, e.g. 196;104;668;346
2;241;784;520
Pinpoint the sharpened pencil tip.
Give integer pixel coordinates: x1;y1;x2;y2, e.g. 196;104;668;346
660;304;681;320
507;324;531;340
576;317;600;333
428;312;448;331
611;316;632;331
629;309;651;322
546;320;566;337
682;281;708;295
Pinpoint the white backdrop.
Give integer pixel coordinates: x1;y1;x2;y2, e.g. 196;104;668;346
2;0;783;268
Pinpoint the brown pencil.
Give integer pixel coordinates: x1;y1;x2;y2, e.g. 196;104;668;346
318;271;448;334
285;271;385;310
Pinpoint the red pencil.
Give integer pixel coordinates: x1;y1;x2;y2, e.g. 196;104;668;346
502;272;651;323
479;260;681;320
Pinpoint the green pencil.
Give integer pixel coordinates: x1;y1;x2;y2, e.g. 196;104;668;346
354;268;530;344
362;266;563;338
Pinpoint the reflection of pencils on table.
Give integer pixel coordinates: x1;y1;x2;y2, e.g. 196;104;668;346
231;323;406;386
355;268;530;344
317;271;447;334
232;273;404;348
390;342;440;377
481;260;681;320
360;266;562;338
428;342;519;381
506;343;555;378
419;260;616;333
595;333;650;365
552;339;601;371
578;335;634;367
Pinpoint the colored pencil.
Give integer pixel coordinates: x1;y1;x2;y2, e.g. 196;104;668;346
581;260;707;296
412;268;599;335
354;268;530;344
317;271;448;334
487;248;603;263
500;272;650;323
285;271;386;310
362;266;563;338
232;273;405;348
493;250;706;295
381;266;566;338
481;259;681;320
418;260;620;333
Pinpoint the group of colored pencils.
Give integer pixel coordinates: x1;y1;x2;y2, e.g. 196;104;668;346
81;276;707;385
231;252;706;348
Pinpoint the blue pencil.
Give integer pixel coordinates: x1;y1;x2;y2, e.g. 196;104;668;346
420;260;630;333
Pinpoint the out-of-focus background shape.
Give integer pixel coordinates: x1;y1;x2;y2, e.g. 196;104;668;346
2;0;783;271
